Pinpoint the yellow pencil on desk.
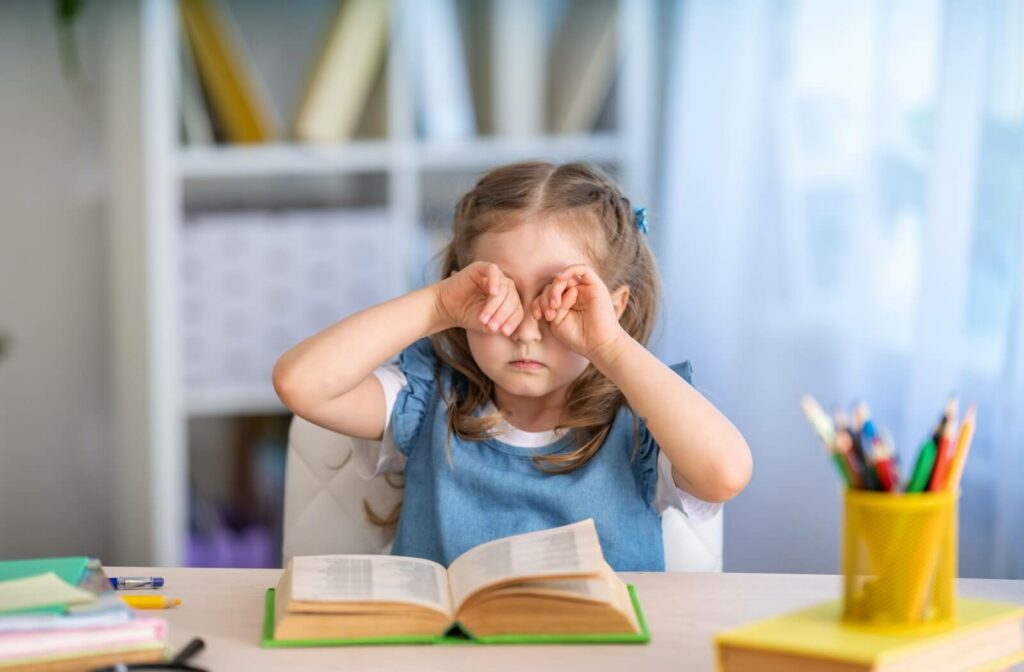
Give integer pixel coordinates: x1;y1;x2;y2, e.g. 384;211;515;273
121;595;181;609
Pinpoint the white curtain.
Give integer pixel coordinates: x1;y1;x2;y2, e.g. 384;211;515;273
654;0;1024;577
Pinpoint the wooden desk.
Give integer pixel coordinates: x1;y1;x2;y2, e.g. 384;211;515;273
109;567;1024;671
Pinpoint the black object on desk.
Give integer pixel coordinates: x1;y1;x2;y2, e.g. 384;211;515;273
89;637;207;672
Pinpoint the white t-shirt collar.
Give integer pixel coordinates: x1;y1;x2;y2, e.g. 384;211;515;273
480;400;568;448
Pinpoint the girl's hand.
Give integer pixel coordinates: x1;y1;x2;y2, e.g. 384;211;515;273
434;261;525;335
530;264;627;359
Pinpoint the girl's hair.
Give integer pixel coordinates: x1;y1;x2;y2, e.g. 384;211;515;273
430;160;661;473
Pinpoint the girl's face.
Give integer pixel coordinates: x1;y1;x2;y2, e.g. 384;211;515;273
466;215;596;405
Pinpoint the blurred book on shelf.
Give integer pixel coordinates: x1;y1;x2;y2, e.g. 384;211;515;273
179;0;279;143
413;0;476;140
491;0;546;137
350;59;389;140
178;21;215;146
458;0;494;135
293;0;390;143
548;0;618;134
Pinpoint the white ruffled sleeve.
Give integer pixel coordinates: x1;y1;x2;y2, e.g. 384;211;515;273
653;451;723;522
351;364;409;480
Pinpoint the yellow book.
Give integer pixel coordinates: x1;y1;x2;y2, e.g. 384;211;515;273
179;0;276;143
715;598;1024;672
293;0;390;143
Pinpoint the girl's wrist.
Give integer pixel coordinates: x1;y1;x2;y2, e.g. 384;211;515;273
427;281;458;333
585;327;633;372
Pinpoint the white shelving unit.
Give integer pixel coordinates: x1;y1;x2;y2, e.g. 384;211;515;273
107;0;656;565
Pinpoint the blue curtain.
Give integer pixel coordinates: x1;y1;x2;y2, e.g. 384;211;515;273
654;0;1024;577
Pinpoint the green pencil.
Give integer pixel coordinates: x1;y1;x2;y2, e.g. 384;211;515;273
831;451;853;487
907;439;938;493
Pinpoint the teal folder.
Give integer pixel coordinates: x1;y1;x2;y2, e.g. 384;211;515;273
261;583;650;646
0;557;91;615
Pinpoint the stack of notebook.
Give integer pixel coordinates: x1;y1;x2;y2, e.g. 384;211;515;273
0;557;168;671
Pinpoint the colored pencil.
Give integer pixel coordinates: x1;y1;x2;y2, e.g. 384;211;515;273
928;398;958;491
945;403;977;493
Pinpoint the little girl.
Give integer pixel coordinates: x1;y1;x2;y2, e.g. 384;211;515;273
273;161;751;571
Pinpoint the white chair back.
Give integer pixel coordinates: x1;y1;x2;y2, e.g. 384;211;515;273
281;415;403;564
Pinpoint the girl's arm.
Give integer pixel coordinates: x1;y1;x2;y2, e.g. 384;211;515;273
592;336;752;503
273;286;447;439
534;263;751;503
273;262;524;439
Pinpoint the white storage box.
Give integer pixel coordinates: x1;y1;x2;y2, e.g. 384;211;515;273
181;208;403;395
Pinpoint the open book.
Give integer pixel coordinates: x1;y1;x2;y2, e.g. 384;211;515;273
266;519;648;645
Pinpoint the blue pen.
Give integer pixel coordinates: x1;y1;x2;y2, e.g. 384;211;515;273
108;576;165;590
854;403;882;490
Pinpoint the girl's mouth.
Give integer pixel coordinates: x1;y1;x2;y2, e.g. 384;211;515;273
508;359;545;371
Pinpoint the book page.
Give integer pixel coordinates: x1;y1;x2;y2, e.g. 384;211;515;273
448;519;605;609
488;577;612;603
290;555;452;615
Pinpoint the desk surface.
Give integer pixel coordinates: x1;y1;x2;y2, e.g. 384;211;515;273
109;567;1024;671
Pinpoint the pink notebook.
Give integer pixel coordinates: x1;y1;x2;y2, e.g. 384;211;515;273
0;618;167;661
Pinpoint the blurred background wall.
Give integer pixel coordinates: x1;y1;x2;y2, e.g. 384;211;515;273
0;0;1022;579
0;1;112;560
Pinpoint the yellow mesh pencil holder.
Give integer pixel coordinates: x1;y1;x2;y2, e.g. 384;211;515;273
841;489;958;634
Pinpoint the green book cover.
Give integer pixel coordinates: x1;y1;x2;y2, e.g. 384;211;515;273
261;583;650;647
0;557;91;615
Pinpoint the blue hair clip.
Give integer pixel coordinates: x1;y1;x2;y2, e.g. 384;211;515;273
633;207;648;235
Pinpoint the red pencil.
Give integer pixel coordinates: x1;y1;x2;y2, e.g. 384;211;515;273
872;438;895;492
928;398;958;491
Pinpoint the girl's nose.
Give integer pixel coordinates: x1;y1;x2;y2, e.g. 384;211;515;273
512;307;542;343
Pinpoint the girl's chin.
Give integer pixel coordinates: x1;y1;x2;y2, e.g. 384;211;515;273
494;376;557;398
